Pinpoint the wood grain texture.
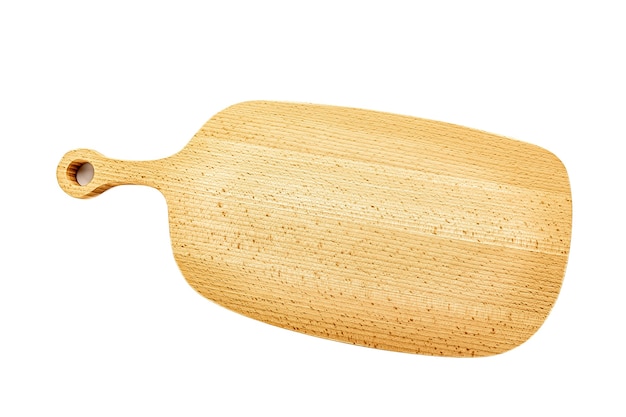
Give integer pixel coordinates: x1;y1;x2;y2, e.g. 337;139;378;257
57;101;572;357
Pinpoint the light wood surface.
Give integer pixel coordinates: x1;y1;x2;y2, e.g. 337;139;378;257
57;101;572;357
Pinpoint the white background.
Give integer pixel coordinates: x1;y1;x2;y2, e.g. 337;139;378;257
1;1;624;415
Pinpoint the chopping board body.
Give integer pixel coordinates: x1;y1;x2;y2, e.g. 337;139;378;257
58;101;572;357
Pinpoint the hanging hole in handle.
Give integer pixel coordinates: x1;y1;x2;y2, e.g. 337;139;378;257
67;161;94;186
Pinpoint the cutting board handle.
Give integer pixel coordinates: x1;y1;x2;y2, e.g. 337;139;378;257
57;149;165;199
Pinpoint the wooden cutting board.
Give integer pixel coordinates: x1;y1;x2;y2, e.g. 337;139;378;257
57;101;572;357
